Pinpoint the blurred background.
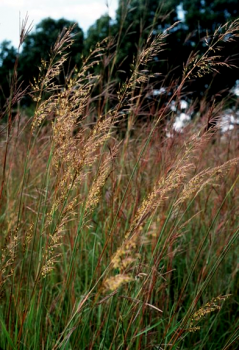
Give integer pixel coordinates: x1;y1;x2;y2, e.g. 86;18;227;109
0;0;239;131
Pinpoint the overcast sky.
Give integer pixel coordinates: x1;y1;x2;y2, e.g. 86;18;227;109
0;0;118;48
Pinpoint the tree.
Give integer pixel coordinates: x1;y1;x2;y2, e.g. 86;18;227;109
114;0;180;74
84;14;112;54
112;0;239;107
0;41;17;107
19;18;84;92
180;0;239;103
183;0;239;34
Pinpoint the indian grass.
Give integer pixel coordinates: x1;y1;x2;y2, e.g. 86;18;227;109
0;19;238;350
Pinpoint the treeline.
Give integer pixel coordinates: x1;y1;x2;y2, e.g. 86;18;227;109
0;0;238;109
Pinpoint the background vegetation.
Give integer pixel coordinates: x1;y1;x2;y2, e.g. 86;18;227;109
0;0;239;109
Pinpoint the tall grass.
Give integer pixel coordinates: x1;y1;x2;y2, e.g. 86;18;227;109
0;18;238;350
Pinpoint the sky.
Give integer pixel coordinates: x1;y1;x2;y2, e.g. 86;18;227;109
0;0;118;48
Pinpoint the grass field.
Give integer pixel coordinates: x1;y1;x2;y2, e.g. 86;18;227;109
0;22;238;350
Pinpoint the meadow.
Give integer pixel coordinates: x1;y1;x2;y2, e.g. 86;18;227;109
0;21;238;349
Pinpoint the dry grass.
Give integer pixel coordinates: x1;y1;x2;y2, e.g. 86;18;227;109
0;19;238;350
